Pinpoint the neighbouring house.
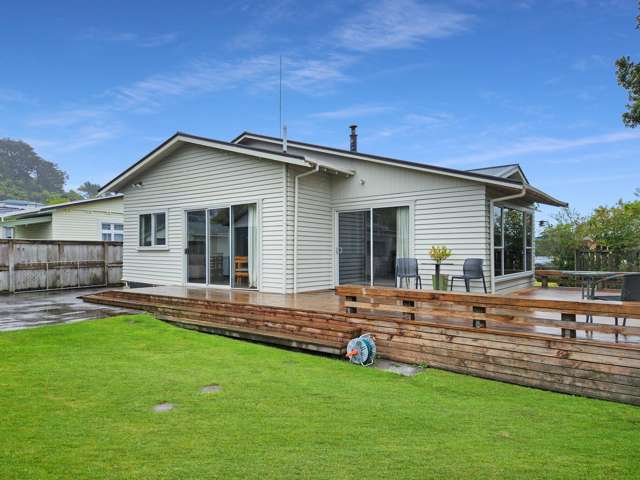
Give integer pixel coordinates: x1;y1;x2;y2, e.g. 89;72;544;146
98;128;566;294
0;199;44;238
0;195;124;241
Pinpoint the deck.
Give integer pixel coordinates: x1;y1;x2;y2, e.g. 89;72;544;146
82;285;640;405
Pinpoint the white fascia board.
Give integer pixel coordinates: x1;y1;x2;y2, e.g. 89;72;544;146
100;135;311;194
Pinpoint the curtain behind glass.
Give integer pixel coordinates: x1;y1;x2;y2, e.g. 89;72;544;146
396;207;410;258
395;206;411;287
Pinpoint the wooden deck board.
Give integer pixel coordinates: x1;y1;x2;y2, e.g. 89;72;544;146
82;286;640;405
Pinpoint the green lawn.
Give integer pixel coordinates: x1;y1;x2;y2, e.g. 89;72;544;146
1;315;639;479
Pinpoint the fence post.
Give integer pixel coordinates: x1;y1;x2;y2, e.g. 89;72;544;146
561;312;577;338
402;299;416;320
8;240;15;293
345;296;357;314
103;242;108;286
472;305;486;328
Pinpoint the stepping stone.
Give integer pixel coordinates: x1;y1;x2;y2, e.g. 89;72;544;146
153;402;174;412
200;384;222;394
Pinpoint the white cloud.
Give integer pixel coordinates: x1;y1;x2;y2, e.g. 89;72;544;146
444;130;640;166
80;29;179;48
334;0;472;51
310;104;393;119
0;88;35;105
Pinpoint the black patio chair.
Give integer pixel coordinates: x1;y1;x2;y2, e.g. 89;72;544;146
588;273;640;326
449;258;487;293
395;258;422;289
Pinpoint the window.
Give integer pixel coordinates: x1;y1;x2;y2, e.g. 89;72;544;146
493;206;533;276
139;212;167;247
101;222;124;241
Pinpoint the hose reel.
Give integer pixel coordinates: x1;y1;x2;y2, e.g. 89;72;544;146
345;333;377;366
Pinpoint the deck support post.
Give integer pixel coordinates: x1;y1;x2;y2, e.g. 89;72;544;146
561;312;577;338
541;277;549;288
472;305;486;328
345;296;357;314
402;300;415;320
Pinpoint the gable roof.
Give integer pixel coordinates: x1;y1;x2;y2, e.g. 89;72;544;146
232;131;529;189
0;194;123;222
233;131;567;207
99;132;353;195
468;164;529;184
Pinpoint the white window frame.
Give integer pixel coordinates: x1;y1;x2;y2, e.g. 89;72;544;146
493;205;534;278
99;221;124;242
182;200;261;290
138;210;168;250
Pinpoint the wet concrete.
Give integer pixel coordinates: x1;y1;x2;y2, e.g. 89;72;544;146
0;287;138;331
373;359;424;377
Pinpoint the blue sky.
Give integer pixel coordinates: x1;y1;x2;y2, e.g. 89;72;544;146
1;0;638;223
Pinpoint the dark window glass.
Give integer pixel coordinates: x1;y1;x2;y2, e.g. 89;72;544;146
494;248;503;277
493;207;502;247
154;213;166;246
139;214;152;246
503;209;524;275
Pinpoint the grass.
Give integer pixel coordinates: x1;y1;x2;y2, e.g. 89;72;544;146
1;314;639;479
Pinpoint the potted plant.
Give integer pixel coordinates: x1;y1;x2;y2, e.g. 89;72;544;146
429;245;452;291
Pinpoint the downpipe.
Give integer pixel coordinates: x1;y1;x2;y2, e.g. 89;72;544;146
293;163;320;293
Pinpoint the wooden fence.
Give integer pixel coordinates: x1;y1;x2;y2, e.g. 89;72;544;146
0;240;123;293
336;285;640;405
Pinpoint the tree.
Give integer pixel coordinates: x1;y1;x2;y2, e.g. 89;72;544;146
78;181;101;199
537;199;640;270
536;208;586;269
0;138;68;201
0;138;84;204
615;2;640;127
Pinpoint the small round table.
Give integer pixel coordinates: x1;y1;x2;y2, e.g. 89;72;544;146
424;262;454;290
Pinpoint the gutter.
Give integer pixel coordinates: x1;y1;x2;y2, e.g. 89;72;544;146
293;163;320;293
489;187;527;294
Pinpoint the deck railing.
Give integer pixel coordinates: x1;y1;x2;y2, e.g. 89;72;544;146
335;285;640;405
336;285;640;342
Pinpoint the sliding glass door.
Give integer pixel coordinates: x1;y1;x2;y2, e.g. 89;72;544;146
186;210;207;284
338;206;410;286
338;211;371;285
185;203;257;289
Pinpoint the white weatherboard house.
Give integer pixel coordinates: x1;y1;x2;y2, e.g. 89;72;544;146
99;129;566;294
0;195;124;241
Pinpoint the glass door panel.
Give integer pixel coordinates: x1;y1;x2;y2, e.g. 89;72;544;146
186;210;206;284
208;208;230;286
338;211;371;285
372;207;400;286
231;204;257;289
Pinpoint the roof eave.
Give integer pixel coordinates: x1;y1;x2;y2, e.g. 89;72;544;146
234;132;525;189
99;133;312;195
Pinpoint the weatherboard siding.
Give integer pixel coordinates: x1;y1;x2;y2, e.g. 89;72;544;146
292;168;334;292
242;138;496;292
14;221;52;240
50;197;123;241
332;183;491;291
121;144;286;292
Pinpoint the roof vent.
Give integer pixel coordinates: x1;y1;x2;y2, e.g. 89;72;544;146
349;124;358;152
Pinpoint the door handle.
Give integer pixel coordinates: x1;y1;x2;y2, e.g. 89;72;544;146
184;248;189;255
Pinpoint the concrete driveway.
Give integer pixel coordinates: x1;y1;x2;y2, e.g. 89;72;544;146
0;287;139;331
